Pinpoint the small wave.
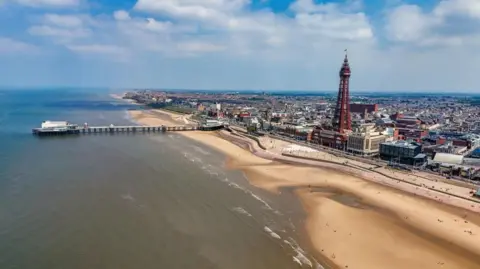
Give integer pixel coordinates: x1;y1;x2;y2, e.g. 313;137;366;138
284;238;315;268
194;157;203;163
192;145;211;155
123;110;133;121
225;180;275;212
121;193;135;202
232;207;253;217
264;226;281;240
228;181;243;190
251;193;273;210
207;170;219;176
293;257;303;266
182;152;203;164
192;159;278;215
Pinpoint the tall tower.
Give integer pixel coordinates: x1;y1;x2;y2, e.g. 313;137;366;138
332;50;352;133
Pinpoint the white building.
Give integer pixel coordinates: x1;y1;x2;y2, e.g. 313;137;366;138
347;124;388;156
41;121;69;129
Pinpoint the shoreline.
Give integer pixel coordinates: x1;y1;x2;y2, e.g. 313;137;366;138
127;109;480;269
109;93;125;100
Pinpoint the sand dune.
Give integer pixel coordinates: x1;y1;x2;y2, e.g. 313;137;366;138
129;110;480;269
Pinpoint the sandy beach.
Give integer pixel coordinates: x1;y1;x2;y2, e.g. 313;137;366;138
109;93;125;100
128;109;194;126
129;109;480;269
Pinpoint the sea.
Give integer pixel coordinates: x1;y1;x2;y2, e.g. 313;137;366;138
0;89;322;269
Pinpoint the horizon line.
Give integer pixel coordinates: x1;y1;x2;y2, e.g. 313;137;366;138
0;86;478;95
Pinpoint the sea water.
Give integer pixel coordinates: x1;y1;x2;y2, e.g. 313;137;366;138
0;89;321;269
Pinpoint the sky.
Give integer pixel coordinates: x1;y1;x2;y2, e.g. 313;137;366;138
0;0;479;92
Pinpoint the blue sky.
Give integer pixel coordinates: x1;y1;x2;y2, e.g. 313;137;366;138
0;0;479;91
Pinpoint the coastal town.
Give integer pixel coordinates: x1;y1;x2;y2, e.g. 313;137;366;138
116;53;480;269
122;70;480;269
122;54;480;192
5;0;480;268
24;53;480;269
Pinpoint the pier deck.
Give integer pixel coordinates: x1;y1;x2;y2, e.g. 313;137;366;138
32;124;224;136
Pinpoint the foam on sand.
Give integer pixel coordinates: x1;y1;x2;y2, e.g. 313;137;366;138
264;226;281;239
231;207;253;217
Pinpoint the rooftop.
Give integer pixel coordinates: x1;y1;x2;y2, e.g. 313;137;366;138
381;140;420;149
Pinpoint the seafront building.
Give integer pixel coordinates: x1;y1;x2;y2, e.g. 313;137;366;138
347;124;389;156
379;140;426;166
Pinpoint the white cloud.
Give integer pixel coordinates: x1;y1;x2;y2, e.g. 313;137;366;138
44;14;83;27
0;37;37;53
143;18;172;32
176;42;225;52
434;0;480;18
114;10;130;21
385;5;440;44
28;14;93;43
134;0;247;23
67;44;126;54
14;0;79;7
290;0;373;42
290;0;363;13
128;0;374;58
28;25;90;38
294;13;373;41
386;0;480;47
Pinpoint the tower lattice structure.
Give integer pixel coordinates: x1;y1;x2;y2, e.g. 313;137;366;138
332;51;352;133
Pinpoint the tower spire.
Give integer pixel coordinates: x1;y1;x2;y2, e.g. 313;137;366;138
332;51;352;132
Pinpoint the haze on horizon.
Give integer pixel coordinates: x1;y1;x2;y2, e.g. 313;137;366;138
0;0;479;92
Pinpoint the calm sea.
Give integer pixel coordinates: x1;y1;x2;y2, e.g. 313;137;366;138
0;89;321;269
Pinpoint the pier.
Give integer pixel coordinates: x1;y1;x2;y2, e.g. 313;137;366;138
80;125;199;134
32;124;224;136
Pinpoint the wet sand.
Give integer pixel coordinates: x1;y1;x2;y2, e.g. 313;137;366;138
128;109;480;269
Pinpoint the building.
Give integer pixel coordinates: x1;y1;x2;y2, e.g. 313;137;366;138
396;128;428;142
379;140;424;165
347;124;387;156
313;51;352;149
432;153;464;165
41;121;70;129
312;127;351;150
350;103;378;114
244;116;260;129
395;115;421;128
433;142;468;155
271;112;289;118
315;102;329;111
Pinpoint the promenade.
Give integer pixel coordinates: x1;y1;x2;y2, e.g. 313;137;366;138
220;129;480;212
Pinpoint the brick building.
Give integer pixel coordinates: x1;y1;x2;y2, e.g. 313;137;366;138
350;103;378;114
